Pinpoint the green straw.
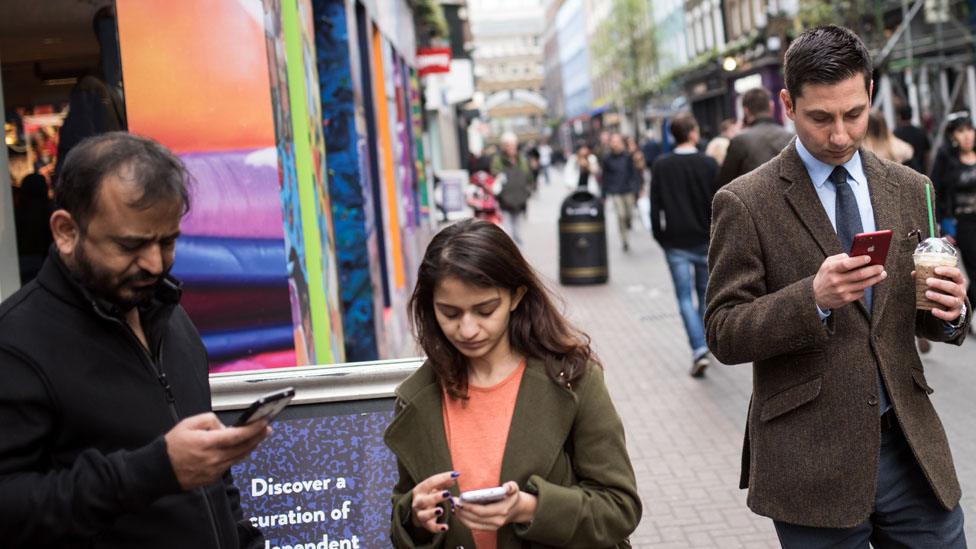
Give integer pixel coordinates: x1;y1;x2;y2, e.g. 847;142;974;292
925;183;935;238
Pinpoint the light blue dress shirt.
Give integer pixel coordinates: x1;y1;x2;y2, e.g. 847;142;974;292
796;139;877;238
796;139;892;413
795;139;876;321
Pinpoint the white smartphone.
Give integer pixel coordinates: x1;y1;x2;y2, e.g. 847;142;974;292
459;486;508;504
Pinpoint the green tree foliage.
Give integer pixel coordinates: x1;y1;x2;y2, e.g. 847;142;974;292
592;0;658;133
415;0;449;44
795;0;886;46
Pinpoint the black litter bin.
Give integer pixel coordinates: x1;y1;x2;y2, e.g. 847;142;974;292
559;190;608;285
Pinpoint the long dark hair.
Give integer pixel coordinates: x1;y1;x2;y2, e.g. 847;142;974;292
409;219;596;399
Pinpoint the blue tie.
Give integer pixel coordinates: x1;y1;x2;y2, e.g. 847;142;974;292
832;166;862;254
830;166;890;413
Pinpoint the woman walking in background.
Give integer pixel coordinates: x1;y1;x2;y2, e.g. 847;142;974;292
930;112;976;326
864;110;914;165
384;219;641;548
863;110;931;351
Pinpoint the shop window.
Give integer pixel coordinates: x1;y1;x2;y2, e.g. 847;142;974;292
2;0;125;284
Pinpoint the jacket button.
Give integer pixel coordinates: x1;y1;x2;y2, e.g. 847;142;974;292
868;396;879;406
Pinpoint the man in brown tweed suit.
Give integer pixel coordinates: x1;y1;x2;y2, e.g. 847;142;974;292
705;26;971;547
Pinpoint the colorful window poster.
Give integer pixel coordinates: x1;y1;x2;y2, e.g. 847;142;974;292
370;27;413;356
117;0;296;372
408;68;431;224
264;0;345;365
312;0;381;362
117;0;344;370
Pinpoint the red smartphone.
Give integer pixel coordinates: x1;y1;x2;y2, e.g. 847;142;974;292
849;230;893;266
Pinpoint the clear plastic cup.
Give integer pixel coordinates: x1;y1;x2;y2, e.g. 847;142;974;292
913;237;960;310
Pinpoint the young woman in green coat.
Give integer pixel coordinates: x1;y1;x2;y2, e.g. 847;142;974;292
384;219;642;548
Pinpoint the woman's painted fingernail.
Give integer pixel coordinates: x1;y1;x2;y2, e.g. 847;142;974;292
442;490;451;498
451;471;460;478
435;507;443;516
440;525;448;532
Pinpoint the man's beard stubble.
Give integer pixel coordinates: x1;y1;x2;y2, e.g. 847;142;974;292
73;241;162;312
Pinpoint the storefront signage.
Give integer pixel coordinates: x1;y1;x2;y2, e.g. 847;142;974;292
222;400;397;549
417;47;452;76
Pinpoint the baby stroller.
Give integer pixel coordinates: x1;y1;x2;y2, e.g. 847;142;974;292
466;170;502;225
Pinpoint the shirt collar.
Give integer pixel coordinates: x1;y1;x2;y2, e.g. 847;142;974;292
795;138;867;189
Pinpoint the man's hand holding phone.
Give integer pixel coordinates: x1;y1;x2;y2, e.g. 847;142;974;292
164;412;271;490
453;481;537;531
814;253;887;311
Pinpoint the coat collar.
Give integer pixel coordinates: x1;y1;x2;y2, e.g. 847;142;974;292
779;141;898;324
384;357;579;494
35;246;184;337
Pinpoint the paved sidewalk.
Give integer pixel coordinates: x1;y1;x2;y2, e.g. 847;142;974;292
516;179;976;548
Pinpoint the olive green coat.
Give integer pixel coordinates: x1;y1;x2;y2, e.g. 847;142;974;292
383;359;641;548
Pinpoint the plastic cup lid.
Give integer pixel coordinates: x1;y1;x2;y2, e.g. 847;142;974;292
914;236;959;257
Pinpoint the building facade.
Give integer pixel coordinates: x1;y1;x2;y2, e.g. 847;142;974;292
469;0;547;142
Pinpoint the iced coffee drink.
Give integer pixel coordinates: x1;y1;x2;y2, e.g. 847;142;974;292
914;237;960;311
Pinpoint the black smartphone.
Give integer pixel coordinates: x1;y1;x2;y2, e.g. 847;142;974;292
233;387;296;427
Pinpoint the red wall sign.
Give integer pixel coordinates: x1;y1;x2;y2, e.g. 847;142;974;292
417;47;451;76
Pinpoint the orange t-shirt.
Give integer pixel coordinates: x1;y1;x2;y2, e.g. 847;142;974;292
442;361;526;549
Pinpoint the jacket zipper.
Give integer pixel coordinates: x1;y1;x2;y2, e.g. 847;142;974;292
117;321;225;549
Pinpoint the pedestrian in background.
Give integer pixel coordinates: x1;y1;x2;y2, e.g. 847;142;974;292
930;111;976;318
864;110;914;165
650;112;719;377
894;104;932;174
706;25;970;547
863;110;936;355
385;219;641;548
705;118;740;167
490;132;533;246
717;87;793;187
641;129;663;168
563;142;600;195
12;173;53;283
537;139;552;186
600;133;638;251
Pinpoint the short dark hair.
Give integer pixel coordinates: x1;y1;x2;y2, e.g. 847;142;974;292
669;112;698;144
742;87;771;116
898;104;913;121
55;132;190;229
944;111;973;144
783;25;872;100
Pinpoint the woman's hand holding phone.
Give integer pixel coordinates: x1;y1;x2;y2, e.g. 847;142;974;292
410;471;459;533
453;481;537;531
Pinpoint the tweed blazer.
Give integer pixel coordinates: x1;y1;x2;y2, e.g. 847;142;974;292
704;140;971;528
383;359;641;548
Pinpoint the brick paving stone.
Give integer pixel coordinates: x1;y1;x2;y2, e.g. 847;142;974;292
510;180;976;547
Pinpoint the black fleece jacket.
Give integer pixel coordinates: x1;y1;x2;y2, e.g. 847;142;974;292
0;249;262;548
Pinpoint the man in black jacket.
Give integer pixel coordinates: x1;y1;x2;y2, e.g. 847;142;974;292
650;112;719;377
0;132;270;548
717;87;793;187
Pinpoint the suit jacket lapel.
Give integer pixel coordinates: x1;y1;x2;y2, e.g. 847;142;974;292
499;359;577;486
862;150;898;325
781;142;843;260
780;143;870;320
